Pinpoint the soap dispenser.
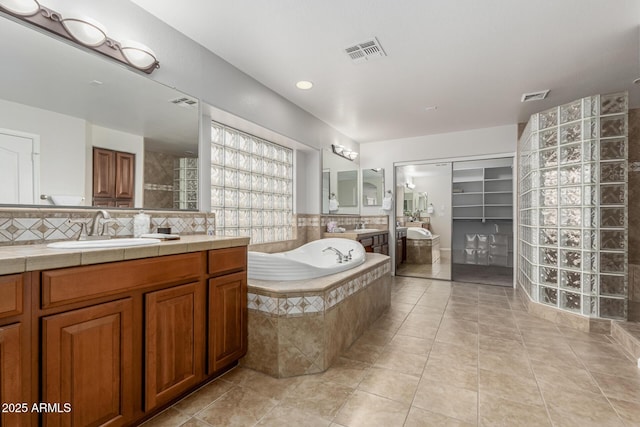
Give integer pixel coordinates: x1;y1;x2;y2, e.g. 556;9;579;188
133;210;150;237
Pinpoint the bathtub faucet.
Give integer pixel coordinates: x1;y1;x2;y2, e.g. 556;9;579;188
323;246;348;263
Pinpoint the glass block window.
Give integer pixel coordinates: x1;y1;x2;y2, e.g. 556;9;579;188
210;121;294;244
518;92;628;319
174;157;198;210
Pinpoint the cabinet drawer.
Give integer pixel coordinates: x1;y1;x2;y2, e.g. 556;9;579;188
42;253;202;308
208;246;247;276
0;274;23;318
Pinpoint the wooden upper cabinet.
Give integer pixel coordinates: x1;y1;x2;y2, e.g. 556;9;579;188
115;152;135;199
93;147;135;206
145;283;203;411
42;299;134;427
93;148;115;199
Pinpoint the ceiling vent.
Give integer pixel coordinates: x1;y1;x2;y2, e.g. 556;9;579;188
170;96;198;108
521;90;550;103
345;37;387;64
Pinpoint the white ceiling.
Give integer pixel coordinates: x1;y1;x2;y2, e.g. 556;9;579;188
132;0;640;143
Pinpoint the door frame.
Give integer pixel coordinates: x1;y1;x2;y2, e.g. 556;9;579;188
0;127;40;204
392;151;517;287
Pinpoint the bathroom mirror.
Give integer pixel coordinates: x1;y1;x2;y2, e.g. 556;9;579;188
321;149;359;214
0;16;200;210
362;168;384;206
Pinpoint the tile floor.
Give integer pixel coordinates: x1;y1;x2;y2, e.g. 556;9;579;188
143;277;640;427
396;252;452;280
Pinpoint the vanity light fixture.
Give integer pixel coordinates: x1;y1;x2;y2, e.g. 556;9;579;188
331;144;358;162
406;182;416;190
0;0;160;74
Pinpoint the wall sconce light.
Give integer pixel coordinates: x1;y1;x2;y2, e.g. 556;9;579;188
0;0;160;74
332;144;359;161
405;182;416;190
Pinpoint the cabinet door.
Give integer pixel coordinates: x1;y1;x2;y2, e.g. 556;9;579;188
208;272;247;374
115;152;135;200
93;148;115;199
0;323;28;427
145;283;203;411
42;299;133;427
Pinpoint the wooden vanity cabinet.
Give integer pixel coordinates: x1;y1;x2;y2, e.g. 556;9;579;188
207;246;248;374
0;273;31;427
31;246;247;426
357;232;389;255
145;282;204;410
396;228;407;270
42;299;134;427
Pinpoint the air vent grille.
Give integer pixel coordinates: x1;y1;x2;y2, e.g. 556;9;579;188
170;96;198;108
345;37;386;64
521;90;550;102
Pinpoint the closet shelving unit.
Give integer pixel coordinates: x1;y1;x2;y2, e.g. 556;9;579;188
452;164;513;221
451;158;515;273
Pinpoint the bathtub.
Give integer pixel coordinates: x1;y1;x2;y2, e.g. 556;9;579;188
248;238;366;280
407;227;432;240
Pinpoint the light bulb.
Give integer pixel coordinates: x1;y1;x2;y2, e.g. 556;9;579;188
120;40;157;69
0;0;40;16
61;17;107;47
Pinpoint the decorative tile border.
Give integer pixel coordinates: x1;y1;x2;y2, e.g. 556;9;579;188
0;208;214;246
247;260;391;317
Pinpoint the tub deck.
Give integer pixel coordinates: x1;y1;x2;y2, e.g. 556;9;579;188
242;253;391;378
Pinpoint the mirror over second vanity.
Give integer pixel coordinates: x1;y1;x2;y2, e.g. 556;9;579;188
321;149;359;214
0;15;200;210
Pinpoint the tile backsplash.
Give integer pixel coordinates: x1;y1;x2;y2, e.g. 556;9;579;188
0;208;214;246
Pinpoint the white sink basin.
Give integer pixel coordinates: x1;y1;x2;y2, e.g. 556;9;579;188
47;238;161;249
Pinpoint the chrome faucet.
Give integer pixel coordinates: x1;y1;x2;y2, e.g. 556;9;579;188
69;209;115;240
357;221;367;230
323;246;348;263
89;210;114;237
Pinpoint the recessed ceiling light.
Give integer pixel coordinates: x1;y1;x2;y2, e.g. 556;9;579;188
425;106;438;111
634;77;640;85
296;80;313;90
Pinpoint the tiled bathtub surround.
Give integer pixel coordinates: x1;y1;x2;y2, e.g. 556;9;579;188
518;92;629;319
242;254;391;378
0;207;214;246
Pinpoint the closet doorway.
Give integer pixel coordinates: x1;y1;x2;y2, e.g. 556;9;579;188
451;157;514;287
394;156;515;287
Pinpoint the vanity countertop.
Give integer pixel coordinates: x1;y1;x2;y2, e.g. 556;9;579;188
323;229;389;240
0;235;250;275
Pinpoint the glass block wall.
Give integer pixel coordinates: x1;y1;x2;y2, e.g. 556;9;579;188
174;157;198;210
518;92;628;319
210;121;294;244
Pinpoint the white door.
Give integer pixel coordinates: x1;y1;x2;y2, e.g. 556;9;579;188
0;130;39;204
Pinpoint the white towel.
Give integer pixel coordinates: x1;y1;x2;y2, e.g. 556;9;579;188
382;195;392;211
50;195;84;205
329;199;339;211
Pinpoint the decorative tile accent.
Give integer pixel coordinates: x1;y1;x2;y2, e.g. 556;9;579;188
0;208;215;246
247;260;391;317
